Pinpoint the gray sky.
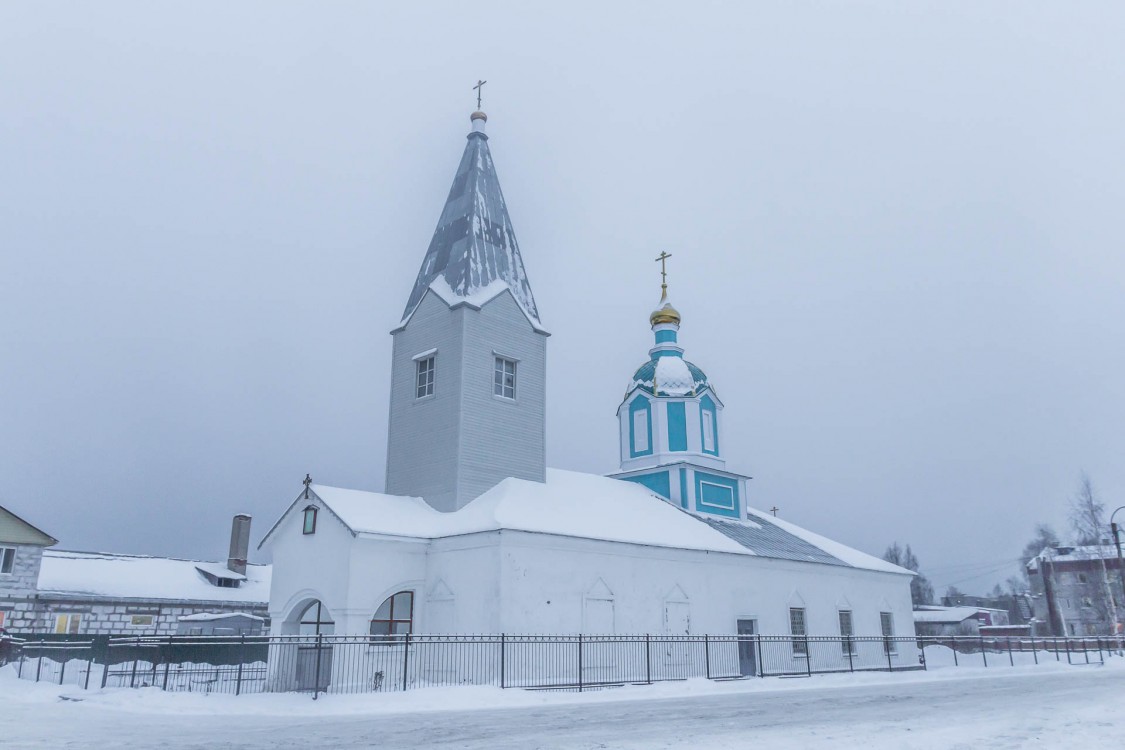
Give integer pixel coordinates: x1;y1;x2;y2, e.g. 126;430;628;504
2;2;1123;596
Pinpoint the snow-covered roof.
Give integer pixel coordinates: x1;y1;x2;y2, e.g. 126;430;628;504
37;550;271;604
398;115;543;333
1030;544;1119;566
912;606;984;624
178;612;265;622
265;470;908;575
193;561;247;581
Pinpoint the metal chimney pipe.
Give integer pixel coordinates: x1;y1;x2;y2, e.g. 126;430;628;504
228;514;251;576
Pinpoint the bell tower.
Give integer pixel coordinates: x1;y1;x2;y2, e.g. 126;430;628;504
385;110;548;513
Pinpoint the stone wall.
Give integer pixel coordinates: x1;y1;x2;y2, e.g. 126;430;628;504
0;595;269;636
0;544;45;598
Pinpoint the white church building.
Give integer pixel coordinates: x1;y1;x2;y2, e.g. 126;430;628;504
260;108;914;652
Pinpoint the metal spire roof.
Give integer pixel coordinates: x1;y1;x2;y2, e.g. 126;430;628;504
400;112;542;329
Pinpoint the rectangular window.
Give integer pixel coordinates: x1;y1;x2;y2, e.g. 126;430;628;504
702;410;715;452
130;615;155;627
1077;572;1088;584
838;610;854;654
302;507;317;535
0;547;14;574
55;614;81;635
632;409;649;453
790;607;807;656
493;357;517;399
415;356;435;398
880;611;896;654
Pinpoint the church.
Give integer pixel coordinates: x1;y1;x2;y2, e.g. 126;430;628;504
259;108;914;651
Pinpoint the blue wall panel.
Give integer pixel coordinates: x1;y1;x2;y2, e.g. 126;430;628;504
667;401;688;452
623;471;671;500
694;471;740;518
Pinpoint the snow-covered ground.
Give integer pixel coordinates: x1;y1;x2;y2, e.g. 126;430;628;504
3;659;1125;748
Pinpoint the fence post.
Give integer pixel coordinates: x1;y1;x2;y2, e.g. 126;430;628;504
101;643;111;688
1083;638;1089;664
401;632;411;692
1007;638;1014;667
805;635;812;677
951;638;958;666
17;646;25;679
645;634;652;684
1031;636;1037;665
84;647;93;690
59;649;66;685
919;638;927;671
36;641;44;683
499;634;506;689
886;638;893;673
1065;638;1071;664
847;636;854;672
756;635;765;678
577;634;584;692
313;633;323;700
704;635;711;680
236;634;245;696
980;635;987;667
162;636;172;691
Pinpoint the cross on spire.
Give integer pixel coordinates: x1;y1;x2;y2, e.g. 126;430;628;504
473;79;487;110
655;251;673;296
770;506;779;517
303;473;312;499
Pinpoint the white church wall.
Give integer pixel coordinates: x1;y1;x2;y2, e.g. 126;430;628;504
495;532;914;652
265;504;356;633
424;533;504;633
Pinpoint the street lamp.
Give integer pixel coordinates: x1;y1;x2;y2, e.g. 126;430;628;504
1111;506;1125;605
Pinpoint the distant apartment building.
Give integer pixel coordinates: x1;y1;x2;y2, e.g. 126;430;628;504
1027;545;1124;637
0;503;269;636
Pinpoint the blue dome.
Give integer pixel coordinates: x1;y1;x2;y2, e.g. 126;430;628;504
629;357;710;398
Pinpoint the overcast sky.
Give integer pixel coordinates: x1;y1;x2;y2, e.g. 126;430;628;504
2;2;1123;596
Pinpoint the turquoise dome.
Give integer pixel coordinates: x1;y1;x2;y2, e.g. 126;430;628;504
630;357;710;398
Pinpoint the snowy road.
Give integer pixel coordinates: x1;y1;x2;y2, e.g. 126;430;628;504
5;665;1125;749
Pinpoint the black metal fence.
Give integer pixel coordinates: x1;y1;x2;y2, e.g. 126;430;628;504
6;633;1118;697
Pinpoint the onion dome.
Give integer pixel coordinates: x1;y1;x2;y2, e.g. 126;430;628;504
649;291;681;326
630;357;710;398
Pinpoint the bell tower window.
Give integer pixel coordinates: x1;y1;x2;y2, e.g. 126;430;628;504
494;356;517;399
302;506;317;535
415;356;435;398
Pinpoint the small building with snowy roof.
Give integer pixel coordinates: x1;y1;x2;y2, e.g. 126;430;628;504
0;509;270;636
260;108;915;689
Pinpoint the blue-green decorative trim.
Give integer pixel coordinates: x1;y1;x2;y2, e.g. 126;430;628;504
700;394;719;456
694;471;739;518
654;330;678;344
623;471;671;500
630;359;710;398
679;468;688;509
667;402;687;452
629;396;653;458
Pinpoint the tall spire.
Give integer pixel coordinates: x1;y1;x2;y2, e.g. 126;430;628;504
400;110;542;329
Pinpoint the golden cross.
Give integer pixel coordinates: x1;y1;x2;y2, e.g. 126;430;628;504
474;79;487;110
655;251;673;291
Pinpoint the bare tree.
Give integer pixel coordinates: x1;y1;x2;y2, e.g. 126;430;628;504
1069;473;1118;630
884;542;935;607
1019;524;1059;583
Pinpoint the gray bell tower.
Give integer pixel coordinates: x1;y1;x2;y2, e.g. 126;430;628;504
384;110;548;513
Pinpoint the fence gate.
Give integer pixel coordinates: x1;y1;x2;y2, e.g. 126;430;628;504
736;619;758;677
295;644;332;692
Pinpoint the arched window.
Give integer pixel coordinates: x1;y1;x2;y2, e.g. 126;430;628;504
370;591;414;642
302;506;317;535
297;600;334;635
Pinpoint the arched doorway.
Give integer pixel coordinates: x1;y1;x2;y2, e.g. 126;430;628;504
292;599;334;691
